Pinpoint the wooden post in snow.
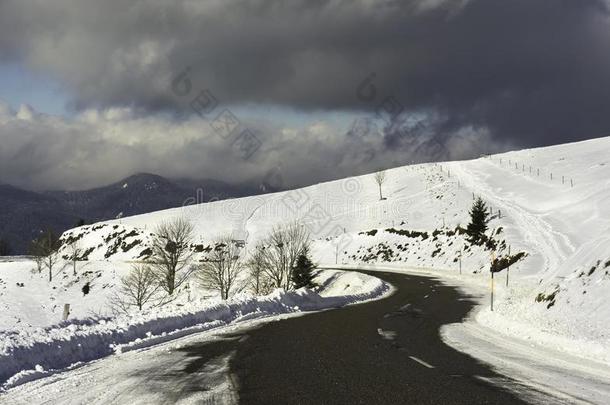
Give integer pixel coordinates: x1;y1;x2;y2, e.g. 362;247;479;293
63;304;71;321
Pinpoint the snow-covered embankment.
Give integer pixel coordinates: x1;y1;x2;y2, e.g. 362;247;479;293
0;269;390;391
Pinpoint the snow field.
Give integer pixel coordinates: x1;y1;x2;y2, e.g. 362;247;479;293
2;135;610;397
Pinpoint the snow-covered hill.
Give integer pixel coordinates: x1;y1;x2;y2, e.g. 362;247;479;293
2;135;610;368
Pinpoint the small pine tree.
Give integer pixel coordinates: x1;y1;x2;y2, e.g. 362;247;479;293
466;197;490;243
291;249;316;289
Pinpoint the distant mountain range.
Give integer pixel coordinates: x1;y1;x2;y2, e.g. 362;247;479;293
0;173;276;254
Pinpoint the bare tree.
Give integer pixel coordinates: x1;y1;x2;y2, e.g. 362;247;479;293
28;239;44;274
374;170;387;200
114;264;161;312
65;239;83;276
247;245;273;295
256;222;311;290
197;236;245;300
32;229;62;282
150;217;195;295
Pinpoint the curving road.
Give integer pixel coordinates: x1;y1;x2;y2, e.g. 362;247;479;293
4;270;553;404
185;270;548;404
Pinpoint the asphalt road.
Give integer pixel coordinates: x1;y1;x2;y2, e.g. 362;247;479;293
176;270;546;404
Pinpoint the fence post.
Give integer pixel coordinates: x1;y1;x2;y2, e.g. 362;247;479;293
63;304;71;321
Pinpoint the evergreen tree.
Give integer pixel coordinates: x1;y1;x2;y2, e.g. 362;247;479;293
291;249;316;289
466;197;490;243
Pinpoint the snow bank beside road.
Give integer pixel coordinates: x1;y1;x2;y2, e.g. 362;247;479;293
0;270;390;391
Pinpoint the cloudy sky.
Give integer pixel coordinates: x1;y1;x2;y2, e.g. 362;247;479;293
1;0;610;191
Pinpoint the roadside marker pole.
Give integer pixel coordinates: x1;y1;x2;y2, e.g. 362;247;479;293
491;272;494;312
490;251;496;311
335;244;339;265
506;245;511;287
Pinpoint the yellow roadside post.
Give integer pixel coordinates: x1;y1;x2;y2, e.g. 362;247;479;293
490;251;496;311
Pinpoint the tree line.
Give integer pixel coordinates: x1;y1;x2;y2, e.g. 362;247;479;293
114;218;316;312
5;216;317;314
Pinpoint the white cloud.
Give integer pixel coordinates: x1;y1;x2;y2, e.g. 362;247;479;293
0;101;509;191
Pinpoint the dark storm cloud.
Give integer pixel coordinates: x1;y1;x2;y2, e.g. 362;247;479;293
1;0;610;189
1;0;609;147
